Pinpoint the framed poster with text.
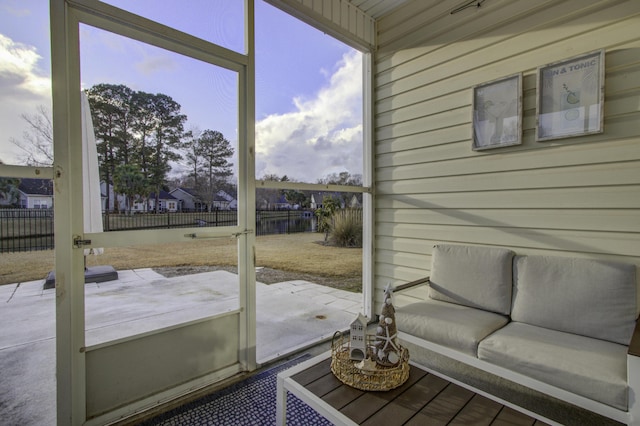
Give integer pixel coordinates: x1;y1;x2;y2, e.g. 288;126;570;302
472;73;522;150
536;50;605;141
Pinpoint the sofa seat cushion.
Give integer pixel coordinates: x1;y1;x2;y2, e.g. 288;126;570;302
429;244;515;315
511;255;637;345
396;298;509;356
478;322;628;411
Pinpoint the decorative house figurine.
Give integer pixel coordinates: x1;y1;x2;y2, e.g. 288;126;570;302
349;313;368;360
374;283;402;367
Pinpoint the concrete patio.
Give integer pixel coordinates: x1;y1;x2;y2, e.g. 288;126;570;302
0;268;362;425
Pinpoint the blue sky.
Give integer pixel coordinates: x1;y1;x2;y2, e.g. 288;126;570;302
0;0;362;183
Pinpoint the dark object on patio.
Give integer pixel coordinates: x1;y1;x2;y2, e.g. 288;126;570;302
43;265;119;289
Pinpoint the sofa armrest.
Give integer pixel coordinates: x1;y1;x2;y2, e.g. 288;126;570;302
629;320;640;357
628;320;640;425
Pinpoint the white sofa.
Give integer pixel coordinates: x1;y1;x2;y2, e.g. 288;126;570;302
395;243;639;425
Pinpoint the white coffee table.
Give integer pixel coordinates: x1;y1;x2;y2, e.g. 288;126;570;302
276;351;552;425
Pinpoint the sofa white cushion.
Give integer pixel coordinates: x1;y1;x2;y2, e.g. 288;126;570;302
478;322;629;411
396;298;509;356
428;244;515;315
511;255;637;345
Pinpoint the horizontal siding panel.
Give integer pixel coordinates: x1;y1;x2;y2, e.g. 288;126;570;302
376;18;640;114
375;263;427;284
377;0;559;62
376;223;640;257
377;0;625;87
376;235;433;255
377;5;452;54
377;0;559;73
375;107;468;141
375;126;468;155
376;160;640;191
376;139;640;178
375;46;639;128
375;186;640;209
375;91;467;129
376;209;640;233
376;249;428;270
375;74;639;145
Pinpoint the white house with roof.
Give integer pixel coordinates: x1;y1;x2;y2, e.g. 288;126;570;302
213;190;237;210
132;191;178;212
17;178;54;209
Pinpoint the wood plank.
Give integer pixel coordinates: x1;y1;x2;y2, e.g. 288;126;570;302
290;358;332;386
404;382;475;426
491;406;537;426
338;364;427;423
361;373;449;425
449;394;503;426
322;384;364;409
305;371;343;397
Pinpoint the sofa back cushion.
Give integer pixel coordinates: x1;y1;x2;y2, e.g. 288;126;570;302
428;244;515;315
511;255;637;345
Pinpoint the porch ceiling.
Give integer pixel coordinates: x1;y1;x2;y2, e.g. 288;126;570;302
347;0;411;19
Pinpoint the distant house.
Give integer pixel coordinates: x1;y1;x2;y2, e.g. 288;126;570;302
274;194;291;210
214;190;238;210
170;187;205;211
310;192;345;210
309;193;323;210
348;194;362;209
212;190;237;210
17;178;54;209
133;191;178;212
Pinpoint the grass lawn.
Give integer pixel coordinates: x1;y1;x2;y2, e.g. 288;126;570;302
0;233;362;291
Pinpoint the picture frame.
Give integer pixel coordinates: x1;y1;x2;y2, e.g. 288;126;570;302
472;73;522;151
536;50;605;141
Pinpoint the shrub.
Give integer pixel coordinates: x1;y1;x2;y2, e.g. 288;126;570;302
329;209;362;248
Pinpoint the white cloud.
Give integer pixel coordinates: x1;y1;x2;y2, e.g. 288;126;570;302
255;50;363;182
0;33;51;164
0;34;50;98
135;53;178;76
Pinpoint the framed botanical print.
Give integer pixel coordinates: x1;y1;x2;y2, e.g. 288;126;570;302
472;73;522;150
536;50;605;141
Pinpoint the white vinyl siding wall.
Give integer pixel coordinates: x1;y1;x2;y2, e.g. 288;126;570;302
373;0;640;294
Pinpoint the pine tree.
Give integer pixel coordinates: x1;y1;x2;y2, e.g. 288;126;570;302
374;283;401;366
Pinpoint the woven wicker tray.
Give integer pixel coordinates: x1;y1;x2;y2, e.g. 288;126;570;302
330;331;409;391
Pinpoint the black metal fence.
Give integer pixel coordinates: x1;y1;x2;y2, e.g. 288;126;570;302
0;209;317;253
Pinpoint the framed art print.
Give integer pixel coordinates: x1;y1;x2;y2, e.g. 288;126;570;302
536;50;605;141
472;73;522;151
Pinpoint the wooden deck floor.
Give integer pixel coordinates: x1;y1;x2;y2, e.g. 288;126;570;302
291;358;550;426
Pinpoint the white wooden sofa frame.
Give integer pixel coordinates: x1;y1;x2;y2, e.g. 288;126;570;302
394;279;640;426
